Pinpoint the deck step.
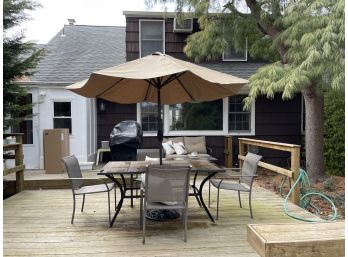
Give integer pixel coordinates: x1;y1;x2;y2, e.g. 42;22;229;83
247;222;345;257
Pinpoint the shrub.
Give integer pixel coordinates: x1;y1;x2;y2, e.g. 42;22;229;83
324;90;345;176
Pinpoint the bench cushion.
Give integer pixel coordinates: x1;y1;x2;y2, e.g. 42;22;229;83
184;136;207;154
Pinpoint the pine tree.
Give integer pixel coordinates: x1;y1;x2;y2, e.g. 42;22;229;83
169;0;344;182
3;0;44;130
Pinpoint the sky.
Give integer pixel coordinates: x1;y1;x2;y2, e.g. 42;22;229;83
17;0;174;44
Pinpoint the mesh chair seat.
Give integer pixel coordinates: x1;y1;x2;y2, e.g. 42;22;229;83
61;155;117;226
141;164;191;244
210;179;250;192
75;183;115;195
210;152;262;219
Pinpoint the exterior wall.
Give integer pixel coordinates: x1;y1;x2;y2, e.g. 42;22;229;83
126;16;199;61
94;14;303;166
25;86;94;169
96;99;137;147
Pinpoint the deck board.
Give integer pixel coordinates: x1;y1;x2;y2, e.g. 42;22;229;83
4;178;321;257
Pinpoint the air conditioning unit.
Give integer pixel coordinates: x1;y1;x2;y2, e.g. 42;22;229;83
173;18;193;33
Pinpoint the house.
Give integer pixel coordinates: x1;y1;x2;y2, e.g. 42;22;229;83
95;11;303;166
16;21;125;169
17;12;303;170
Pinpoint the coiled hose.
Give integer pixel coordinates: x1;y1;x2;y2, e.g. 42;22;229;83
283;168;337;222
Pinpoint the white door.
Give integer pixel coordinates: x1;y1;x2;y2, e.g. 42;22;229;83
22;90;41;169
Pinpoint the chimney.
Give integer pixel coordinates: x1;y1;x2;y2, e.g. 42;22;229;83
68;19;76;25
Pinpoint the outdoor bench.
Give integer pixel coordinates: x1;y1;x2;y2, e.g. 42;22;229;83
247;222;345;257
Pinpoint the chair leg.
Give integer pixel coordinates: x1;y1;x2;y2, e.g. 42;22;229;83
114;187;117;211
249;191;253;219
81;194;85;212
208;180;211;208
71;193;76;224
142;204;146;244
183;208;188;242
107;191;111;226
216;187;220;220
238;191;242;208
140;193;143;227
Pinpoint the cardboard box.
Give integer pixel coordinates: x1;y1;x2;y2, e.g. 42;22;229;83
43;129;69;174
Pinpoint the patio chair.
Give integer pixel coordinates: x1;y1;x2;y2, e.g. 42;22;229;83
140;164;191;244
61;155;116;226
210;152;262;219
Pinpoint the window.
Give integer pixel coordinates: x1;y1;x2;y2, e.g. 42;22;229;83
223;40;248;61
12;94;33;144
169;100;223;131
140;102;163;132
228;95;251;132
53;102;72;133
139;20;164;57
138;95;255;136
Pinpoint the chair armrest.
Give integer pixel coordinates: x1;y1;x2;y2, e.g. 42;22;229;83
68;178;113;190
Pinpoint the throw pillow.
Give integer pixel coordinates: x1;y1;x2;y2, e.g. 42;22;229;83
162;140;176;155
172;142;187;155
145;156;160;162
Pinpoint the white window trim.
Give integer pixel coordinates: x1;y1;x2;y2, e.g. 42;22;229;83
137;97;255;137
52;99;73;135
139;19;165;58
222;39;248;62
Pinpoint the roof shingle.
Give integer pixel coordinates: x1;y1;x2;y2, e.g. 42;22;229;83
31;25;125;84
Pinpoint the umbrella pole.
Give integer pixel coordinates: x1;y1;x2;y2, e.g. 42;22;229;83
157;87;163;165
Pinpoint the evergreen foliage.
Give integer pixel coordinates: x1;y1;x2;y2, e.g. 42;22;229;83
3;0;44;130
324;90;345;176
159;0;344;180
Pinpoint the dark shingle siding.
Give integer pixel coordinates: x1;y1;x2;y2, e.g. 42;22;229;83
31;25;125;84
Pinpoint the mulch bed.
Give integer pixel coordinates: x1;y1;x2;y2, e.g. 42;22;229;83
255;168;345;220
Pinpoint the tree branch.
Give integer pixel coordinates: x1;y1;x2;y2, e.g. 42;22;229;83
223;1;249;18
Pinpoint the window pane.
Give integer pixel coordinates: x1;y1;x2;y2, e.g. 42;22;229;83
54;118;72;134
141;102;163;132
12;120;33;144
54;102;71;116
229;95;251;132
141;40;163;57
141;21;163;40
169;100;223;131
223;41;246;61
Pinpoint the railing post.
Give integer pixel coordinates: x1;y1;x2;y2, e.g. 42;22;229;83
224;136;233;168
290;147;300;205
238;139;245;168
15;134;24;192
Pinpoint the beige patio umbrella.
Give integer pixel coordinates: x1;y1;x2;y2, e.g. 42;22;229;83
67;52;249;163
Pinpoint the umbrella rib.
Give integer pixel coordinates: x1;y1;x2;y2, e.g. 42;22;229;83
96;78;124;97
160;72;185;88
143;80;152;101
177;77;195;101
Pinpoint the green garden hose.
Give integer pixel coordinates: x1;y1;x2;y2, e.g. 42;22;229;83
283;168;337;222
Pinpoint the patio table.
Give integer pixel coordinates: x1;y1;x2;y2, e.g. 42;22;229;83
98;159;225;227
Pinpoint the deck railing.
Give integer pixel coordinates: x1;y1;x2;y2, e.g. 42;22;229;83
238;138;301;205
3;133;25;192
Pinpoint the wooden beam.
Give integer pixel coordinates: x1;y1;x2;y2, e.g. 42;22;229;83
238;155;293;177
239;138;301;152
3;165;25;176
290;147;300;205
247;222;345;257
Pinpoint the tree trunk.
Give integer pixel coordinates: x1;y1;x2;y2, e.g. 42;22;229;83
302;86;325;182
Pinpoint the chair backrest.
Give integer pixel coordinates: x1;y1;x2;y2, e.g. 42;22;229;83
145;164;190;203
240;152;262;186
61;155;83;189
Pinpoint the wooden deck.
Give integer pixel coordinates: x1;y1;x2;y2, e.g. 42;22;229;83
3;174;322;257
